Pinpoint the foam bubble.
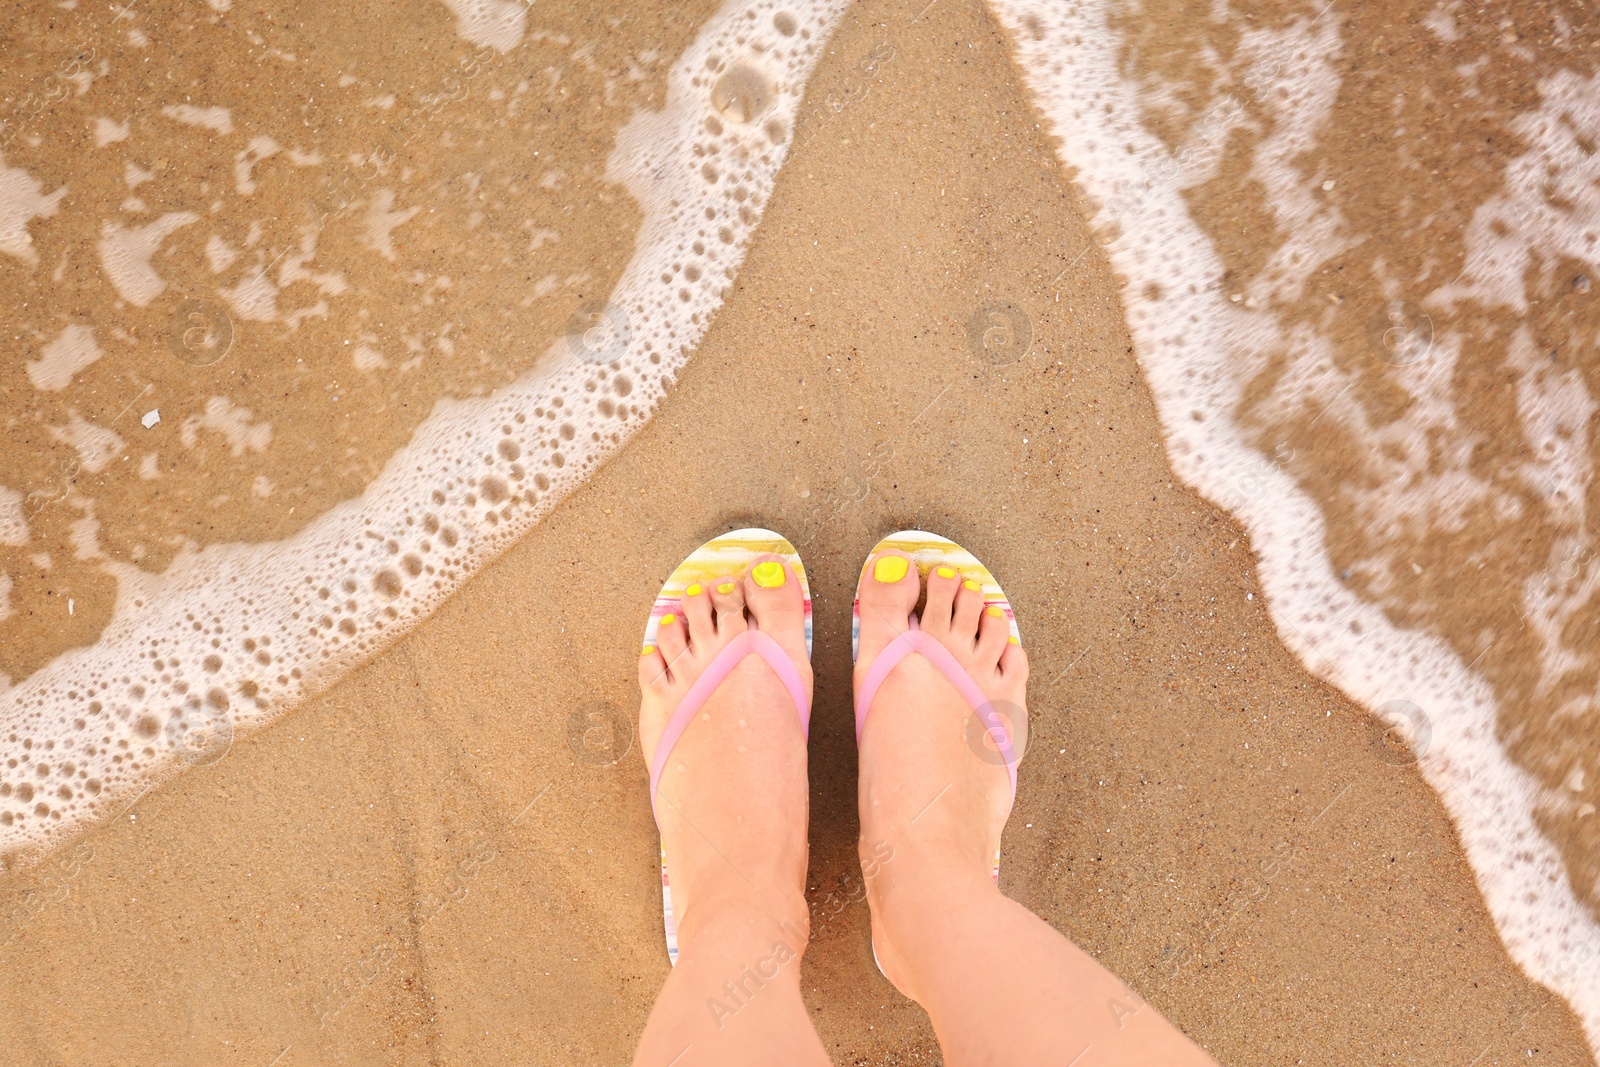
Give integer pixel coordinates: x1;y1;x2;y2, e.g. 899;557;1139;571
437;0;527;54
26;324;104;392
362;188;419;262
0;489;27;548
49;415;125;475
159;104;234;137
0;150;66;266
180;398;271;456
0;0;848;864
989;0;1600;1052
97;211;201;306
93;117;130;148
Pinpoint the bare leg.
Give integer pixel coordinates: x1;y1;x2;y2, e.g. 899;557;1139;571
632;556;831;1067
854;551;1219;1066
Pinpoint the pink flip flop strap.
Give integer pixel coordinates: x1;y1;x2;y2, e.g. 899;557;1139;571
854;616;1019;797
649;630;810;821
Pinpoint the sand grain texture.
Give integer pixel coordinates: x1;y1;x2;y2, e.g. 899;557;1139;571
0;1;1591;1064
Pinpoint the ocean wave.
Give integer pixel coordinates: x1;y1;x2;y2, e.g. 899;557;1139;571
988;0;1600;1053
0;0;851;861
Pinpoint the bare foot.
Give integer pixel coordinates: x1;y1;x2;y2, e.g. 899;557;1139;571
637;555;813;950
852;549;1029;1001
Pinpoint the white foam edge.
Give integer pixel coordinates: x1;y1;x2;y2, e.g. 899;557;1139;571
0;0;851;860
986;0;1600;1054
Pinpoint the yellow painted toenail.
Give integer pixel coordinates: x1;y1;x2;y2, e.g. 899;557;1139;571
936;566;955;579
874;556;909;583
641;646;653;656
661;613;677;626
752;561;786;588
963;579;981;592
986;605;1004;618
1008;636;1020;645
716;581;737;595
686;583;703;597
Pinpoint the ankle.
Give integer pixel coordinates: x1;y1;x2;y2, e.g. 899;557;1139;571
865;840;997;937
861;847;1000;1004
676;884;810;960
863;811;997;889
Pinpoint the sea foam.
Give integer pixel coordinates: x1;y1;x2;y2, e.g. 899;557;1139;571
0;0;852;859
987;0;1600;1053
8;3;1596;1052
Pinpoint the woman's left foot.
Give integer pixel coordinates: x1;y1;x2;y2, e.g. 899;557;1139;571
852;549;1028;999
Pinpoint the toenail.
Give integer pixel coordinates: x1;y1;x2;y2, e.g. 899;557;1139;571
640;646;653;656
716;581;737;595
686;583;703;597
702;713;711;721
874;556;909;583
1008;635;1020;644
661;613;677;625
936;566;955;579
752;561;786;588
986;605;1004;618
963;579;981;592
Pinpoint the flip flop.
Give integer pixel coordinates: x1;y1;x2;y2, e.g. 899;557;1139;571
641;528;813;965
851;530;1023;886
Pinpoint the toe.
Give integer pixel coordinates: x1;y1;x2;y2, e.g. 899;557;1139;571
855;550;919;663
975;603;1011;667
999;639;1028;683
743;555;804;634
681;581;716;646
708;574;748;636
922;564;961;633
655;608;690;671
950;577;985;647
638;644;668;690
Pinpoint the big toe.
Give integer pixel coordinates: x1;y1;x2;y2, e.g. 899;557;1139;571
743;556;809;660
855;550;919;663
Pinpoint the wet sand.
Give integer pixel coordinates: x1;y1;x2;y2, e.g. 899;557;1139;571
1;0;1593;1063
0;0;712;683
1112;0;1600;926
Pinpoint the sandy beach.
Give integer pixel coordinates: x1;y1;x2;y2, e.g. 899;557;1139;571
1;0;1594;1062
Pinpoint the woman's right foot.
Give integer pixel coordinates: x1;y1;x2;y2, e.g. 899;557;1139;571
852;549;1029;1001
633;555;833;1067
638;554;813;951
